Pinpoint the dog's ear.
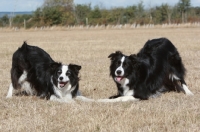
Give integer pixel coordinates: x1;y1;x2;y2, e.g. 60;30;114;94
69;64;81;74
108;51;122;60
50;62;61;72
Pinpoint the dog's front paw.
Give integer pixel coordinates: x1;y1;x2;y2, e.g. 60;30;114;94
97;99;111;102
50;95;58;101
50;95;75;103
6;95;12;98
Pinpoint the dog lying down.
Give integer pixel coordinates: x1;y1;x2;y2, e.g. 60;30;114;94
7;38;193;103
6;42;94;103
49;38;195;103
98;38;194;103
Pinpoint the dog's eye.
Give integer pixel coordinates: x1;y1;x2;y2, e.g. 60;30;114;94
123;62;126;66
117;61;121;65
57;70;62;74
66;72;71;76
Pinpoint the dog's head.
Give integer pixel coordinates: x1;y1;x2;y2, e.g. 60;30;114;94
51;63;81;89
108;51;138;83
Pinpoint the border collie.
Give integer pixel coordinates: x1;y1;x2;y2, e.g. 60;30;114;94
98;38;193;102
6;42;93;103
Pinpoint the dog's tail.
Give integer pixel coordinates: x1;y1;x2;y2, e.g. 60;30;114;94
21;41;29;51
11;42;30;89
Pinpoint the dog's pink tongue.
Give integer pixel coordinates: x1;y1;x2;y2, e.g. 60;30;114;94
116;77;122;82
60;83;65;87
59;82;66;87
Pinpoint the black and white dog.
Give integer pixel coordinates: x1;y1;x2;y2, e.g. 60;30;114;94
6;42;93;102
99;38;193;102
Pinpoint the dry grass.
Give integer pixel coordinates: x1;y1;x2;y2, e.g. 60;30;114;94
0;28;200;132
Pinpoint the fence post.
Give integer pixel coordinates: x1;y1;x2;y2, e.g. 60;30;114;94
24;19;26;29
86;18;88;25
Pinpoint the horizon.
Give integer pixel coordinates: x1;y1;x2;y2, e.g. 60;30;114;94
0;12;33;18
0;11;33;13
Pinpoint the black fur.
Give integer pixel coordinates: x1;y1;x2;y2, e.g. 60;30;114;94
11;42;81;99
108;38;189;100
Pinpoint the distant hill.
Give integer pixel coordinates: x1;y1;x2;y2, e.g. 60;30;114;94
0;12;33;18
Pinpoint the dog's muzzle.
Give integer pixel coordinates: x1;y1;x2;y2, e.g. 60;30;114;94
59;81;68;88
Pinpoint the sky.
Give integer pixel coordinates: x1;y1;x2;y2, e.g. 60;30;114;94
0;0;200;12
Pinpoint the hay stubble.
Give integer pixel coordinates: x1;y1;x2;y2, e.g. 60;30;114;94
0;28;199;131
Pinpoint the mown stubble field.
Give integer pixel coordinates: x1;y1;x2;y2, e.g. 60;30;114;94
0;28;200;132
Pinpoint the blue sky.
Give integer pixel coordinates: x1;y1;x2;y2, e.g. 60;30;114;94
0;0;200;12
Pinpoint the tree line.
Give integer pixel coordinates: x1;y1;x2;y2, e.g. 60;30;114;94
0;0;200;28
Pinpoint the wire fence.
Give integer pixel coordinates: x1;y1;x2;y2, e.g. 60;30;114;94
0;22;200;32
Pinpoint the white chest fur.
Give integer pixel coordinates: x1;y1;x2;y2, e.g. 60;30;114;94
53;83;75;98
118;78;134;96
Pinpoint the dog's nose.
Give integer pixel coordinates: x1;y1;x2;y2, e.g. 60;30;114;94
116;70;122;75
59;77;63;81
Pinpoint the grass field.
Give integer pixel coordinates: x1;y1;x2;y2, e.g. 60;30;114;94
0;28;200;131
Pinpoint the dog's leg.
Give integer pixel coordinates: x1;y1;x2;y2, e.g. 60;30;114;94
178;77;194;96
18;71;27;84
118;96;140;102
170;74;194;96
182;84;194;96
50;95;58;101
179;78;193;96
6;83;14;98
22;81;35;95
75;96;95;102
97;96;139;102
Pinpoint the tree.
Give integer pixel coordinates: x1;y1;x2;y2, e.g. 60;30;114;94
100;9;109;25
124;6;137;23
89;5;102;24
90;6;102;19
0;15;9;27
33;8;44;26
135;0;145;24
43;6;63;25
151;6;166;24
178;0;191;23
32;0;75;26
161;4;174;24
43;0;73;7
13;14;32;27
5;0;200;27
108;7;124;24
75;4;91;24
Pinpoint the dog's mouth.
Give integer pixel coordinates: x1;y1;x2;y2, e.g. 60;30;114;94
59;81;68;88
115;76;124;82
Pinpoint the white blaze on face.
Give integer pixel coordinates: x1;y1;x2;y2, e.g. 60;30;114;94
115;56;125;82
58;65;70;88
